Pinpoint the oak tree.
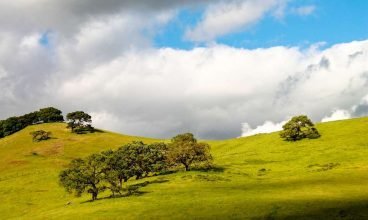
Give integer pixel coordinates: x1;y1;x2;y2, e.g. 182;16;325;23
280;115;320;141
66;111;94;133
59;154;107;201
167;133;212;171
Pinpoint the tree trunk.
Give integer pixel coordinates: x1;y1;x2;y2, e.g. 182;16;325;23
90;184;98;201
184;163;190;171
118;178;123;188
145;171;150;177
91;191;97;201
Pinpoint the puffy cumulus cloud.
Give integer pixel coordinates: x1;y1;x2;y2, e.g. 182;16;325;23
321;109;351;122
52;45;299;138
57;14;154;68
0;31;57;115
0;6;176;116
241;120;288;137
185;0;286;42
45;40;367;139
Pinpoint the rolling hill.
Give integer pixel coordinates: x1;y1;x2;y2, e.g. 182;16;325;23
1;118;368;219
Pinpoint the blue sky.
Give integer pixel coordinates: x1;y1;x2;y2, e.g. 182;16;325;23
155;0;368;49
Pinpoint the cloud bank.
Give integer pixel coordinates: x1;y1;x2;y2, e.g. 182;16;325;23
4;39;367;139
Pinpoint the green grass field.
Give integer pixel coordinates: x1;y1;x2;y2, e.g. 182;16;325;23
1;118;368;219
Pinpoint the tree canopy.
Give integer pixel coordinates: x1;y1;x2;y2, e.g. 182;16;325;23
167;133;212;171
280;115;321;141
66;111;94;133
38;107;64;123
59;154;107;201
59;141;169;200
59;136;213;201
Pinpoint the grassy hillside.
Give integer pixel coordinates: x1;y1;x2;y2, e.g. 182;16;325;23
0;118;368;219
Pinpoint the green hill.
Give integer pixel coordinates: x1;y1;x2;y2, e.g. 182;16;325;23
1;118;368;219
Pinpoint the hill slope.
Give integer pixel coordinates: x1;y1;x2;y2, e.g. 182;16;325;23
1;119;368;219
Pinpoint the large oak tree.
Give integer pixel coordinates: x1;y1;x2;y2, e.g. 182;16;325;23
167;133;212;171
59;154;107;201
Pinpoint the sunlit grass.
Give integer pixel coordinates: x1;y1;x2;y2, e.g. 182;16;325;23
0;118;368;219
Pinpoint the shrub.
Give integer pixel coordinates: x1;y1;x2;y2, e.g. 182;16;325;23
30;130;52;142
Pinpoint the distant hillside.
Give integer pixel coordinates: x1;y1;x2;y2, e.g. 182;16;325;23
1;118;368;219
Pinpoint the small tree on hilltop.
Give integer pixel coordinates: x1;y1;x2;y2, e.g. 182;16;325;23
59;154;106;201
280;115;321;141
167;133;212;171
66;111;94;133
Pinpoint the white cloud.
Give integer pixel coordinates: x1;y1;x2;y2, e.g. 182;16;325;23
50;40;368;139
292;5;316;16
321;109;351;122
186;0;286;42
241;120;287;137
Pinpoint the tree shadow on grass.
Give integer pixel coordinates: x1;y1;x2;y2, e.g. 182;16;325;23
92;129;105;133
31;137;58;142
127;178;169;191
191;165;226;173
81;178;169;203
156;170;178;176
256;200;368;220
